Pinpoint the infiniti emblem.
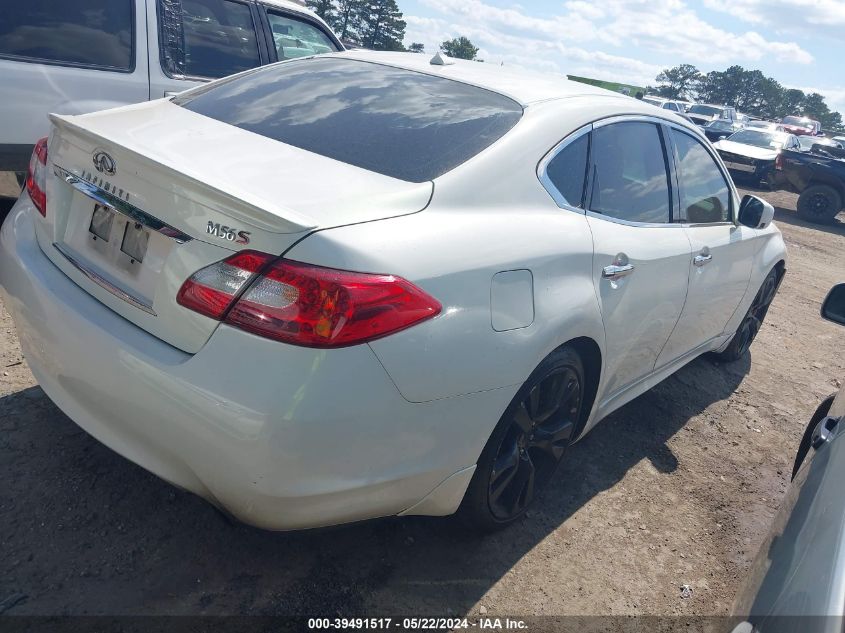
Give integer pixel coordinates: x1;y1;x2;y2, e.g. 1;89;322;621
92;150;116;176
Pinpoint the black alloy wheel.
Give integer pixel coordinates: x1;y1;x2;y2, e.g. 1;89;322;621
459;347;585;530
797;184;842;224
714;268;779;362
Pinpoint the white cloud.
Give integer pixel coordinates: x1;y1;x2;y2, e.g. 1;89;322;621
403;13;663;87
415;0;813;65
703;0;845;40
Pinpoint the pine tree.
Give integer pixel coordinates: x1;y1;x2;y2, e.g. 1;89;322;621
335;0;367;42
361;0;406;51
305;0;336;26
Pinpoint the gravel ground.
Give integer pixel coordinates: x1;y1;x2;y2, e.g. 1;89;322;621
0;179;843;617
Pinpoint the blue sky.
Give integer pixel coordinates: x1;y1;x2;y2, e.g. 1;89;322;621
400;0;845;113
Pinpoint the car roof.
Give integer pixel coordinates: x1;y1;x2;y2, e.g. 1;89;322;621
335;50;621;106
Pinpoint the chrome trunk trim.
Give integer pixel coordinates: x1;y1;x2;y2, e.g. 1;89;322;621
54;165;193;244
52;242;157;316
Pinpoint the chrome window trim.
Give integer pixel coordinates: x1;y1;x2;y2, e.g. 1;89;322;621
537;123;592;213
52;243;157;316
538;113;741;229
54;166;193;244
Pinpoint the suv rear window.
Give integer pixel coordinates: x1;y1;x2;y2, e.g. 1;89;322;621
0;0;133;70
175;58;523;182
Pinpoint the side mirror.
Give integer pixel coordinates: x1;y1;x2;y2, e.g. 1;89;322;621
821;283;845;326
738;195;775;229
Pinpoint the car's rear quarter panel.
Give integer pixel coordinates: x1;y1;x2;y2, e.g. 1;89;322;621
286;99;623;409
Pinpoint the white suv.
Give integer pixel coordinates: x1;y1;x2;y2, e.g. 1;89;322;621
0;0;342;178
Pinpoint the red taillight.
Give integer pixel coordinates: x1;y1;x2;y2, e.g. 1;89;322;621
178;254;441;347
26;137;48;216
775;153;784;171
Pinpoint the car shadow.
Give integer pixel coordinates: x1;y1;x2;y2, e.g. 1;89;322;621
1;353;750;616
770;206;845;237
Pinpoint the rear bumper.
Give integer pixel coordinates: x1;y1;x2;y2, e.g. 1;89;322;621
0;199;508;529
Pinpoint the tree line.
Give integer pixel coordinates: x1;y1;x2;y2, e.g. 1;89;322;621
306;0;480;59
649;64;843;132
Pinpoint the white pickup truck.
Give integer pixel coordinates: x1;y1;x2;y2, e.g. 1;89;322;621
0;0;342;179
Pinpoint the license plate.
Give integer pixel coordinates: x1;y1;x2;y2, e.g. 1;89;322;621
121;222;150;263
89;204;115;241
724;161;755;173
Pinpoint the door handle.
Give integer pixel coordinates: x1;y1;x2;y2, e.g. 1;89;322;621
602;263;635;280
693;253;713;267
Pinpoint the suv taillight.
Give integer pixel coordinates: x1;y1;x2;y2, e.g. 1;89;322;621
775;153;784;171
26;137;48;216
177;252;441;348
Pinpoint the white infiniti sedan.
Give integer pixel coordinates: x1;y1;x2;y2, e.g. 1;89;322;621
0;51;786;531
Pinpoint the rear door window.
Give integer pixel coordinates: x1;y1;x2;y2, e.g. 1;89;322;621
588;122;672;223
175;57;523;182
159;0;260;79
0;0;133;70
670;129;731;223
266;11;339;60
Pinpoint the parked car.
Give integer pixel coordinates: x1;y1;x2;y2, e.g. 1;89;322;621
731;283;845;631
642;96;686;113
687;104;738;126
747;120;785;133
641;96;696;123
770;145;845;224
780;115;822;137
713;129;801;185
0;0;343;180
797;136;843;152
703;119;745;142
0;51;786;531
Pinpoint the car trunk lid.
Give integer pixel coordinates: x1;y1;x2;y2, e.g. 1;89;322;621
36;102;433;353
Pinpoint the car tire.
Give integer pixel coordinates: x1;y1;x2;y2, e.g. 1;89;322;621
713;268;780;363
797;184;842;224
458;346;586;532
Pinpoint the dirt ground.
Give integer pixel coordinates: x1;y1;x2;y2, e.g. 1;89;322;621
0;177;843;618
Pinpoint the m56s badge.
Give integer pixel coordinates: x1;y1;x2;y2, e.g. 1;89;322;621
207;221;251;245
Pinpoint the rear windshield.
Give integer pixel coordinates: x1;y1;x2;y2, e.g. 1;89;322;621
689;105;722;116
175;57;523;182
